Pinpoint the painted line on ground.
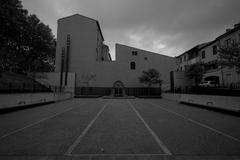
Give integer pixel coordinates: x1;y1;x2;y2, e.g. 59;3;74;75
68;153;168;157
127;99;172;155
146;101;240;143
0;100;89;140
65;100;110;155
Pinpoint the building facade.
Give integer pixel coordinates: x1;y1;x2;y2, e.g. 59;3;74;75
54;14;176;95
175;22;240;88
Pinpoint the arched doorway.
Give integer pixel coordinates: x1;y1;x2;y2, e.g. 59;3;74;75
204;76;220;84
112;81;125;97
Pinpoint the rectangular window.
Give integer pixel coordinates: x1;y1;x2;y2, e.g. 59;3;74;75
132;51;138;56
213;45;217;55
239;33;240;42
202;51;205;59
184;55;186;61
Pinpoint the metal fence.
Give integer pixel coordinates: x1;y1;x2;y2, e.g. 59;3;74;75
75;87;161;97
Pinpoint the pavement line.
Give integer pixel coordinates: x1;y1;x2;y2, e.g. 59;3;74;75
127;99;172;155
65;100;109;155
147;101;240;143
67;153;168;157
0;101;88;140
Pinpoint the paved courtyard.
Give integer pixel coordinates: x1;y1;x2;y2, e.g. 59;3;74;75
0;98;240;160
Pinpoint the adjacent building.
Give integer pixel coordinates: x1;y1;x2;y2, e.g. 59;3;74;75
174;22;240;89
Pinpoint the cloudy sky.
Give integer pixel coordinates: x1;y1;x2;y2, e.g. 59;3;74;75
22;0;240;59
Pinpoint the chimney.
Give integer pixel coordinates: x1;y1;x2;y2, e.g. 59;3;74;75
234;23;240;28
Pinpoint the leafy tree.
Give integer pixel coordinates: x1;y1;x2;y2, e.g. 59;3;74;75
0;0;28;72
22;14;55;73
0;0;55;74
218;42;240;73
139;69;162;87
186;63;205;86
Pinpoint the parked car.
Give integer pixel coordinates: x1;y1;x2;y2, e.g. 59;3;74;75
198;81;219;88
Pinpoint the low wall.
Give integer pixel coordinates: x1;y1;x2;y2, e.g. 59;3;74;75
0;92;73;110
162;93;240;112
180;94;240;112
162;93;181;101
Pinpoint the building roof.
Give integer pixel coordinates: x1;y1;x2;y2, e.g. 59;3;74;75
198;40;217;50
58;14;104;41
216;23;240;40
176;41;212;58
116;43;175;59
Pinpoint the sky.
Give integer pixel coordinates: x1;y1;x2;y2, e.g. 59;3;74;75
22;0;240;59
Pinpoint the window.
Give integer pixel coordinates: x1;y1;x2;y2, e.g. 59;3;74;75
239;33;240;42
225;38;231;47
130;62;136;70
202;51;205;59
132;51;138;56
144;57;148;60
179;57;182;63
213;45;217;55
184;55;186;61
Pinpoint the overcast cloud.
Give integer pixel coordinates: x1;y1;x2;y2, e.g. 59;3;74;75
22;0;240;59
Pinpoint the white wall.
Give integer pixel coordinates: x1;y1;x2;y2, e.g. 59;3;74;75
93;44;176;90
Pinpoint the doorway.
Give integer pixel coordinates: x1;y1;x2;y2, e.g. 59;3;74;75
113;81;125;97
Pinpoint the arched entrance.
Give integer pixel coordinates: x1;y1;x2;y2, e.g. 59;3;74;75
112;81;125;97
204;76;220;84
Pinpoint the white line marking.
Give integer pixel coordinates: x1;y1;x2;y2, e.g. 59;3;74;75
126;100;172;155
67;153;168;157
0;101;88;140
65;101;109;155
147;101;240;143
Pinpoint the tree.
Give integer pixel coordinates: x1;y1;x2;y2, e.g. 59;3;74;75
0;0;28;72
22;14;55;73
139;69;162;87
0;0;55;74
186;63;205;86
218;41;240;73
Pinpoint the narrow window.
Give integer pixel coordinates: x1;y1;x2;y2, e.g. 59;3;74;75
179;57;182;63
202;51;205;59
130;62;136;70
213;45;217;55
225;38;231;47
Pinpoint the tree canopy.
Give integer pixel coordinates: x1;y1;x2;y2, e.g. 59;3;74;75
139;68;162;87
0;0;55;74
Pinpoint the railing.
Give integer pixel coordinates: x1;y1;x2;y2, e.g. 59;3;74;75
75;87;161;96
